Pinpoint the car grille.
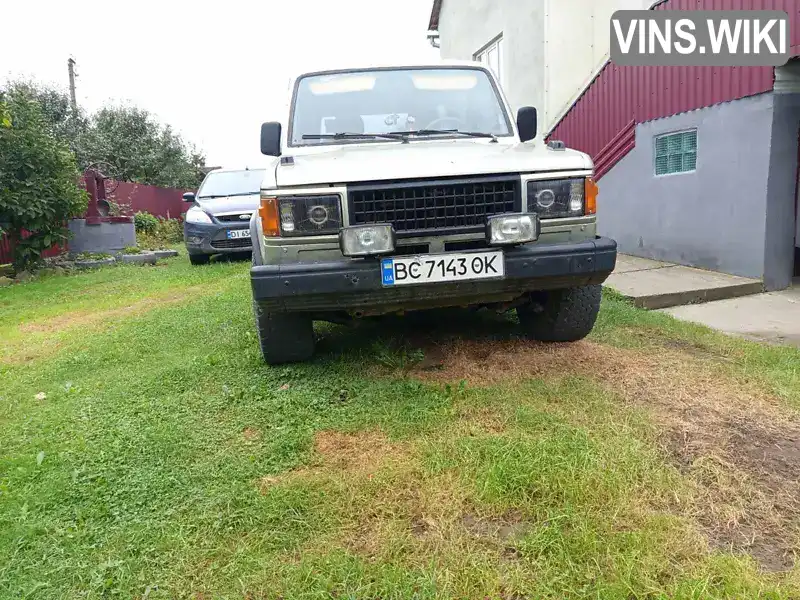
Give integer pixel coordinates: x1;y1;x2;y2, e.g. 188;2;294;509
215;214;252;223
347;175;520;237
211;238;251;249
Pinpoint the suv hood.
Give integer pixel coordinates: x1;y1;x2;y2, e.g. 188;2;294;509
196;194;260;215
273;140;592;188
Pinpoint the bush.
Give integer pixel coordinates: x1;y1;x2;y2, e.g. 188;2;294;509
134;211;158;235
156;216;182;244
0;88;88;271
136;216;183;250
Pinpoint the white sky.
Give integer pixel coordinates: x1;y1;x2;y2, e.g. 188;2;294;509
1;0;440;168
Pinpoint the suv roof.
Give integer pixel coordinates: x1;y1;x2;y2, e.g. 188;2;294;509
297;59;488;77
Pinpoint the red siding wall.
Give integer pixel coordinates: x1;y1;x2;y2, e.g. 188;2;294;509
548;0;800;178
110;181;190;221
0;233;64;265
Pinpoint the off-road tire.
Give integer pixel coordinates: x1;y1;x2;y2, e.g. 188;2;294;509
517;284;602;342
253;301;315;364
189;254;210;266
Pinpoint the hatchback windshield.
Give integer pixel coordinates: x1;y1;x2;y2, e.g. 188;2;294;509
289;68;512;146
197;169;265;198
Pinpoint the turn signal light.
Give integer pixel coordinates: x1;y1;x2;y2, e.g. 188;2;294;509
259;196;280;237
585;178;598;215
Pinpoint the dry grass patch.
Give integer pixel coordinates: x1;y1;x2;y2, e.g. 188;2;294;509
18;286;206;334
258;429;534;569
258;429;415;494
401;337;800;571
2;284;213;365
242;427;262;442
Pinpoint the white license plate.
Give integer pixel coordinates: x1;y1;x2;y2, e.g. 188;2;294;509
226;229;250;239
381;251;504;287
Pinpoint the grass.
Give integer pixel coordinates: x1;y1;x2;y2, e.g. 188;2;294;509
1;256;799;598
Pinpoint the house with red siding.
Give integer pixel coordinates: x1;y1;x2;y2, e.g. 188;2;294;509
547;0;800;290
430;0;800;291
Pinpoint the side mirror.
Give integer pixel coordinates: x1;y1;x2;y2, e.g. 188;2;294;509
517;107;537;143
182;192;196;203
261;122;282;156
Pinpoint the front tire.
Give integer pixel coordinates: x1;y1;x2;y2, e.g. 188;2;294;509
517;284;602;342
253;302;315;365
189;253;211;266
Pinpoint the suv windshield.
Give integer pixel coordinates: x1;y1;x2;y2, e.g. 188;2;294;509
289;67;512;146
197;169;265;198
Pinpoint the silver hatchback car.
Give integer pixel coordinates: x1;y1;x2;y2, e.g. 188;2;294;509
183;168;266;265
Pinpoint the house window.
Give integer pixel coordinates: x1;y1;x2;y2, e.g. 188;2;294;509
475;36;504;88
654;130;697;176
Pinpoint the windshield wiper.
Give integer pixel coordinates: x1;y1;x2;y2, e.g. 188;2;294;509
198;192;257;199
405;129;498;143
302;132;409;143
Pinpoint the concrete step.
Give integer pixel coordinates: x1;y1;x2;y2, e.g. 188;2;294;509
660;283;800;347
604;255;763;310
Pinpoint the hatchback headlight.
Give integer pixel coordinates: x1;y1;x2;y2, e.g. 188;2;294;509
527;178;584;219
277;194;341;236
186;206;213;224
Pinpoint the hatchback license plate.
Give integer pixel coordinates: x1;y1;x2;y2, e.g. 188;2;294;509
227;229;250;239
381;251;504;287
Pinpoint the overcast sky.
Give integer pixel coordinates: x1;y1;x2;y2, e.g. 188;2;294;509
2;0;440;168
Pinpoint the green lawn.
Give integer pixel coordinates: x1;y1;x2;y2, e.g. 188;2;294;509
1;255;799;599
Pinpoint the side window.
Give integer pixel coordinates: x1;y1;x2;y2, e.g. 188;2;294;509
475;35;504;89
654;130;698;176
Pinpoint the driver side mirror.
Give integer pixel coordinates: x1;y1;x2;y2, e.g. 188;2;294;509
517;107;537;143
261;122;282;156
182;192;196;203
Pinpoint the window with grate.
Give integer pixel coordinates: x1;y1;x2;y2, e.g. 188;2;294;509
654;130;697;176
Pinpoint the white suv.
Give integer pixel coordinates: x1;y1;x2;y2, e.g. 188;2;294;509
248;61;617;364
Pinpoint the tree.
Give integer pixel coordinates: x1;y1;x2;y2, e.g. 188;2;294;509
3;79;89;156
78;105;206;188
3;80;207;189
0;88;87;271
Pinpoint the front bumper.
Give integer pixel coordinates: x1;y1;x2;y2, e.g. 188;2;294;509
251;237;617;314
184;221;252;255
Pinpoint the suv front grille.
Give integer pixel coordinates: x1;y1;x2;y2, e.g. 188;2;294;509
347;175;520;237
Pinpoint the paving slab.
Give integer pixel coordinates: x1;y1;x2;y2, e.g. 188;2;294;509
605;254;763;310
613;254;672;273
661;285;800;347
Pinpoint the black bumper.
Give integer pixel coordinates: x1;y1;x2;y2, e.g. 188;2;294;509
251;237;617;313
184;221;251;256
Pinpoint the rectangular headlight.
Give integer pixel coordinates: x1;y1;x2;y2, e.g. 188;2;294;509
486;214;539;246
527;178;584;219
278;194;341;236
340;224;395;257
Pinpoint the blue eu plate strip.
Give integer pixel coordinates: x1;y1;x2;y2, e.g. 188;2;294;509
381;259;395;286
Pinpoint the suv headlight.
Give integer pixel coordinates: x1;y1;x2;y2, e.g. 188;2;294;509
186;206;213;224
527;178;585;219
275;195;341;236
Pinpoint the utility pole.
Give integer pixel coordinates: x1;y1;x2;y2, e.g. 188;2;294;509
67;57;77;113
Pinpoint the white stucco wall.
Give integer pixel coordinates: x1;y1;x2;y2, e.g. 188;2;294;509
436;0;652;132
437;0;546;126
544;0;652;129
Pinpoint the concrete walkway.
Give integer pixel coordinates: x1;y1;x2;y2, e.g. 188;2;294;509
605;254;763;309
661;284;800;347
